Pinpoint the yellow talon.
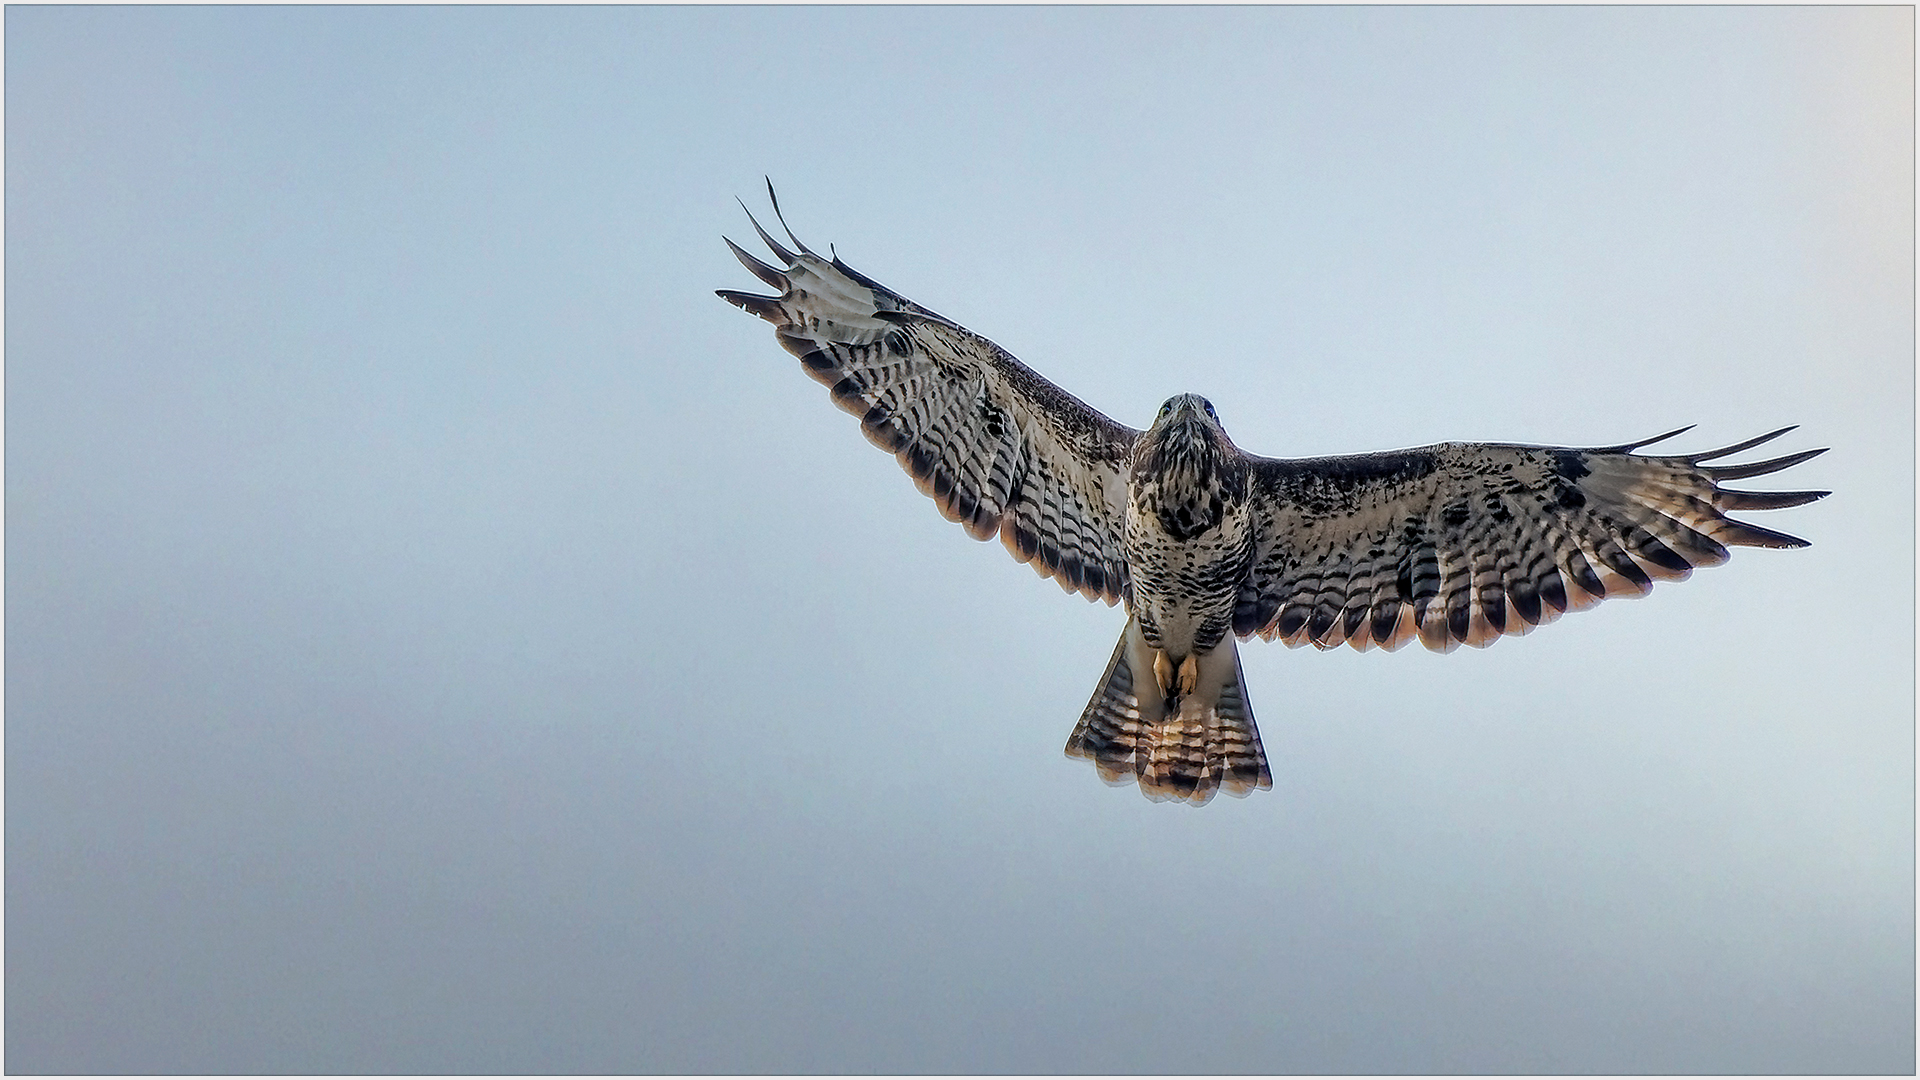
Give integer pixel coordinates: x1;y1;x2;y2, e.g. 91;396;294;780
1153;651;1175;698
1178;654;1199;697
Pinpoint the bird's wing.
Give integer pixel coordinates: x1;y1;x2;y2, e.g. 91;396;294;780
1233;428;1828;652
718;188;1139;605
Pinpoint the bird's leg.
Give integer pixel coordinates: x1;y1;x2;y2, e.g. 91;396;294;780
1151;651;1202;709
1152;650;1175;699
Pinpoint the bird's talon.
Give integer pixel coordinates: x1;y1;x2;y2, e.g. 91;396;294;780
1178;655;1199;696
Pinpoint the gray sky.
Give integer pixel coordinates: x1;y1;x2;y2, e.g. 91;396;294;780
6;6;1912;1073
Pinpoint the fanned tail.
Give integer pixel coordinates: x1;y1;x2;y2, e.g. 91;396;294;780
1064;619;1272;805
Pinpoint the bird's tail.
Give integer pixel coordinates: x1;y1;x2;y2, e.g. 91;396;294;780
1064;618;1272;805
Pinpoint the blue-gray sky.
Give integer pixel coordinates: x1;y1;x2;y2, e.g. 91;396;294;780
6;6;1912;1073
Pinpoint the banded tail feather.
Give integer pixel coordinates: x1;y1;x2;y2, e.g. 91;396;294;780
1065;618;1272;805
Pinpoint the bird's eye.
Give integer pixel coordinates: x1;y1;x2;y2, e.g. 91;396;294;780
1203;400;1216;418
1159;402;1172;417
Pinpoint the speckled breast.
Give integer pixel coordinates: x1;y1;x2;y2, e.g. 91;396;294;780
1123;433;1255;658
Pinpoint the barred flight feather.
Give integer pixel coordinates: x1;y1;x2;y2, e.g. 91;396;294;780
1234;434;1828;653
719;193;1137;608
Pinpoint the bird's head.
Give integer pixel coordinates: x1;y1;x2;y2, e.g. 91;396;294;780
1135;393;1245;494
1144;394;1233;452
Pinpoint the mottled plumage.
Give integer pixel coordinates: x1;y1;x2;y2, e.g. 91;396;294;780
718;185;1828;806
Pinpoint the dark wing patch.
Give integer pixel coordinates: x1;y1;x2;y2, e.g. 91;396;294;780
1235;430;1828;653
718;189;1139;605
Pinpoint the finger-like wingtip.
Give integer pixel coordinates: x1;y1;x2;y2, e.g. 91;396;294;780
765;177;818;258
1717;518;1814;548
715;288;784;321
1608;424;1697;453
1702;445;1828;481
1714;487;1832;511
737;196;797;265
725;236;789;290
1688;425;1800;463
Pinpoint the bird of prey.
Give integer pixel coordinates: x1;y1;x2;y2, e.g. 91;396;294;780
717;186;1828;806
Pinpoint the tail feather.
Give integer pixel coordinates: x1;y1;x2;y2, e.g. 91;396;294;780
1210;654;1269;798
1065;625;1147;788
1065;619;1272;805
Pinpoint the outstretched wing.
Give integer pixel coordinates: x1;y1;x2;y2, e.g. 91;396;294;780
1233;427;1829;652
717;188;1139;605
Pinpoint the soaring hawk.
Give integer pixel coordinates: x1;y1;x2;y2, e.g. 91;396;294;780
718;186;1828;806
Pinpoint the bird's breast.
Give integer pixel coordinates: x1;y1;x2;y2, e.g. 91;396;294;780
1123;474;1256;656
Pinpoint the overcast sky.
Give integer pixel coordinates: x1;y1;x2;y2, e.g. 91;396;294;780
7;6;1912;1073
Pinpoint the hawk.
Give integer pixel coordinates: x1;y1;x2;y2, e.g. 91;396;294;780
718;186;1828;806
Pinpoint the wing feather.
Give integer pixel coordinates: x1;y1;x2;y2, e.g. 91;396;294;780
719;193;1139;604
1236;436;1828;651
